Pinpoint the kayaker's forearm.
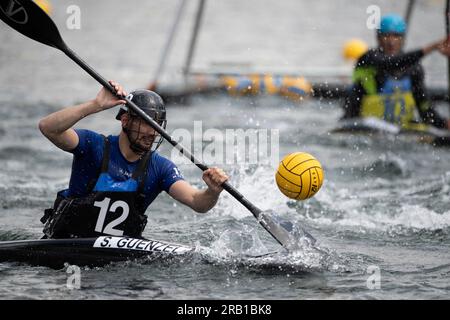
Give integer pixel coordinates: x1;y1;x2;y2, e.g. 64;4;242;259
39;100;100;135
191;188;220;213
422;40;443;56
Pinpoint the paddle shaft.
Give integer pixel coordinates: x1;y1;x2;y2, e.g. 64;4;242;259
62;46;264;220
404;0;415;29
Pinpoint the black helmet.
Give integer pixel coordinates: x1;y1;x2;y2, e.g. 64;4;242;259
116;89;167;154
116;89;166;125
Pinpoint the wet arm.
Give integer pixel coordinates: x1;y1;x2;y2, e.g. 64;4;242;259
38;100;101;151
39;80;126;152
168;180;220;213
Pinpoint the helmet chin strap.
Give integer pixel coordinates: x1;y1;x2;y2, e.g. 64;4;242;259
123;118;152;156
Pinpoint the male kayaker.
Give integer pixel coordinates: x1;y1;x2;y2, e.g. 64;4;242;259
342;13;450;130
39;81;228;239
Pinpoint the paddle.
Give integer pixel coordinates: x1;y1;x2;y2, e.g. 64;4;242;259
0;0;316;250
404;0;415;33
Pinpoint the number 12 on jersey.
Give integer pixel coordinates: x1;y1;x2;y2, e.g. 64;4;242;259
94;197;130;236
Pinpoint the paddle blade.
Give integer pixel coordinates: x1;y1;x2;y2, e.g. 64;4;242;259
0;0;66;50
258;210;316;251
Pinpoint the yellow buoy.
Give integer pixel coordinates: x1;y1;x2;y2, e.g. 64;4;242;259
34;0;53;16
278;76;312;101
220;74;311;101
342;38;368;61
275;152;324;200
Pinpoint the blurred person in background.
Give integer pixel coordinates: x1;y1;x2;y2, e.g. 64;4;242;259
342;13;450;130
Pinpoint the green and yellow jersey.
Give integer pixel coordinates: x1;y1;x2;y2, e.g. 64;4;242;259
342;48;447;130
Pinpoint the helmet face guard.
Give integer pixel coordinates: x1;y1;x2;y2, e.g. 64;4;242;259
125;116;167;153
151;119;166;151
116;90;167;154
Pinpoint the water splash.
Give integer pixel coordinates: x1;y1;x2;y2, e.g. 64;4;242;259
363;152;409;178
204;225;271;259
196;223;345;273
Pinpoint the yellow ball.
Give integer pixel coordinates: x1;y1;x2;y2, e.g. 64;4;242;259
275;152;324;200
34;0;53;15
342;38;368;61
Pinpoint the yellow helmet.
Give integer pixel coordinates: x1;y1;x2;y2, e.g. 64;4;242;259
343;38;368;61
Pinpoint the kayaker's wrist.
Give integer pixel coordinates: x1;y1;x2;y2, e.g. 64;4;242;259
422;44;435;56
423;40;444;55
85;99;106;115
205;187;221;198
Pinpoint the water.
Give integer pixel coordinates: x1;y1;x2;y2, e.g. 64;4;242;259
1;0;450;300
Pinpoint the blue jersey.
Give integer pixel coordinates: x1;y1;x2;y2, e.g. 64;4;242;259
60;129;184;211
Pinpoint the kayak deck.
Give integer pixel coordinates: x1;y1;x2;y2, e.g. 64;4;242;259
332;117;450;146
0;236;194;269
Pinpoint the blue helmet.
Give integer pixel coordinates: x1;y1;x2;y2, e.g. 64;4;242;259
378;14;406;35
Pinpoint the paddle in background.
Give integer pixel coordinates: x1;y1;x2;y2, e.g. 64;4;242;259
0;0;316;251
